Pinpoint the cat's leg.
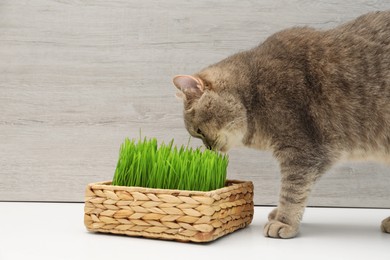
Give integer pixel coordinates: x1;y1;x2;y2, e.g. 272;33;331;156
268;207;278;221
264;147;330;238
381;217;390;233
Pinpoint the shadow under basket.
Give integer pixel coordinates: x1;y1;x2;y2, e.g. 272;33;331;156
84;180;254;242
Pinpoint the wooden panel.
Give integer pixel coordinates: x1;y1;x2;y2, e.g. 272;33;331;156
0;0;389;207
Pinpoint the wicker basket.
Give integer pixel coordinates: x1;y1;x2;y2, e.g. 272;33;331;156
84;180;254;242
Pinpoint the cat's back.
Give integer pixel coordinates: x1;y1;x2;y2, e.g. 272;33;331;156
256;10;390;92
321;11;390;88
331;11;390;44
323;11;390;67
249;11;390;150
259;11;390;66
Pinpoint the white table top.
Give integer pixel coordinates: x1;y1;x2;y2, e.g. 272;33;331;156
0;202;389;260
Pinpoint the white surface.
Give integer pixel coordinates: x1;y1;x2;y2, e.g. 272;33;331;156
0;203;389;260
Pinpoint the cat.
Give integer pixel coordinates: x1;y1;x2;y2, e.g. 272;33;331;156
172;11;390;238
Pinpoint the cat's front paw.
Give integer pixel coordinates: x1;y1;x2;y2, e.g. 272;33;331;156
381;217;390;233
263;220;299;239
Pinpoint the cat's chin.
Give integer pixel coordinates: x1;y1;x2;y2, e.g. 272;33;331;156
210;142;229;153
218;146;229;153
210;145;226;153
214;142;238;153
215;131;245;153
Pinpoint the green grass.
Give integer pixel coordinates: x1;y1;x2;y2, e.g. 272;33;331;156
112;137;228;191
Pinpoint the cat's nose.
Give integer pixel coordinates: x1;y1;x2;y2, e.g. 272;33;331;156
202;140;212;150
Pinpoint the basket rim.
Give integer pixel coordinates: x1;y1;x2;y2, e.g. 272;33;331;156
86;179;253;197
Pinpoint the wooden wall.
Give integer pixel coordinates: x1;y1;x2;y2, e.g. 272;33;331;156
1;0;389;207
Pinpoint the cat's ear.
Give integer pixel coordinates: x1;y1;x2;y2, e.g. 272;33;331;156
173;75;204;101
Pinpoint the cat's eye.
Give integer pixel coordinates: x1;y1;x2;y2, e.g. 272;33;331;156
196;128;204;137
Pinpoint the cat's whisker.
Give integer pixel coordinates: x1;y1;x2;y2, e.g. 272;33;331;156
224;117;246;132
212;135;224;151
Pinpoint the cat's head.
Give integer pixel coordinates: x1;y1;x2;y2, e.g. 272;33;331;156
173;72;247;152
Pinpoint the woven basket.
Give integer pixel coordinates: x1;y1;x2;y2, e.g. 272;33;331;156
84;180;254;242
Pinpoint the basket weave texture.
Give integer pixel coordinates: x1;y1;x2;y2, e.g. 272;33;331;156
84;180;254;242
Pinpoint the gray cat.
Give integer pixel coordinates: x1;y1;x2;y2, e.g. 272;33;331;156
173;11;390;238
